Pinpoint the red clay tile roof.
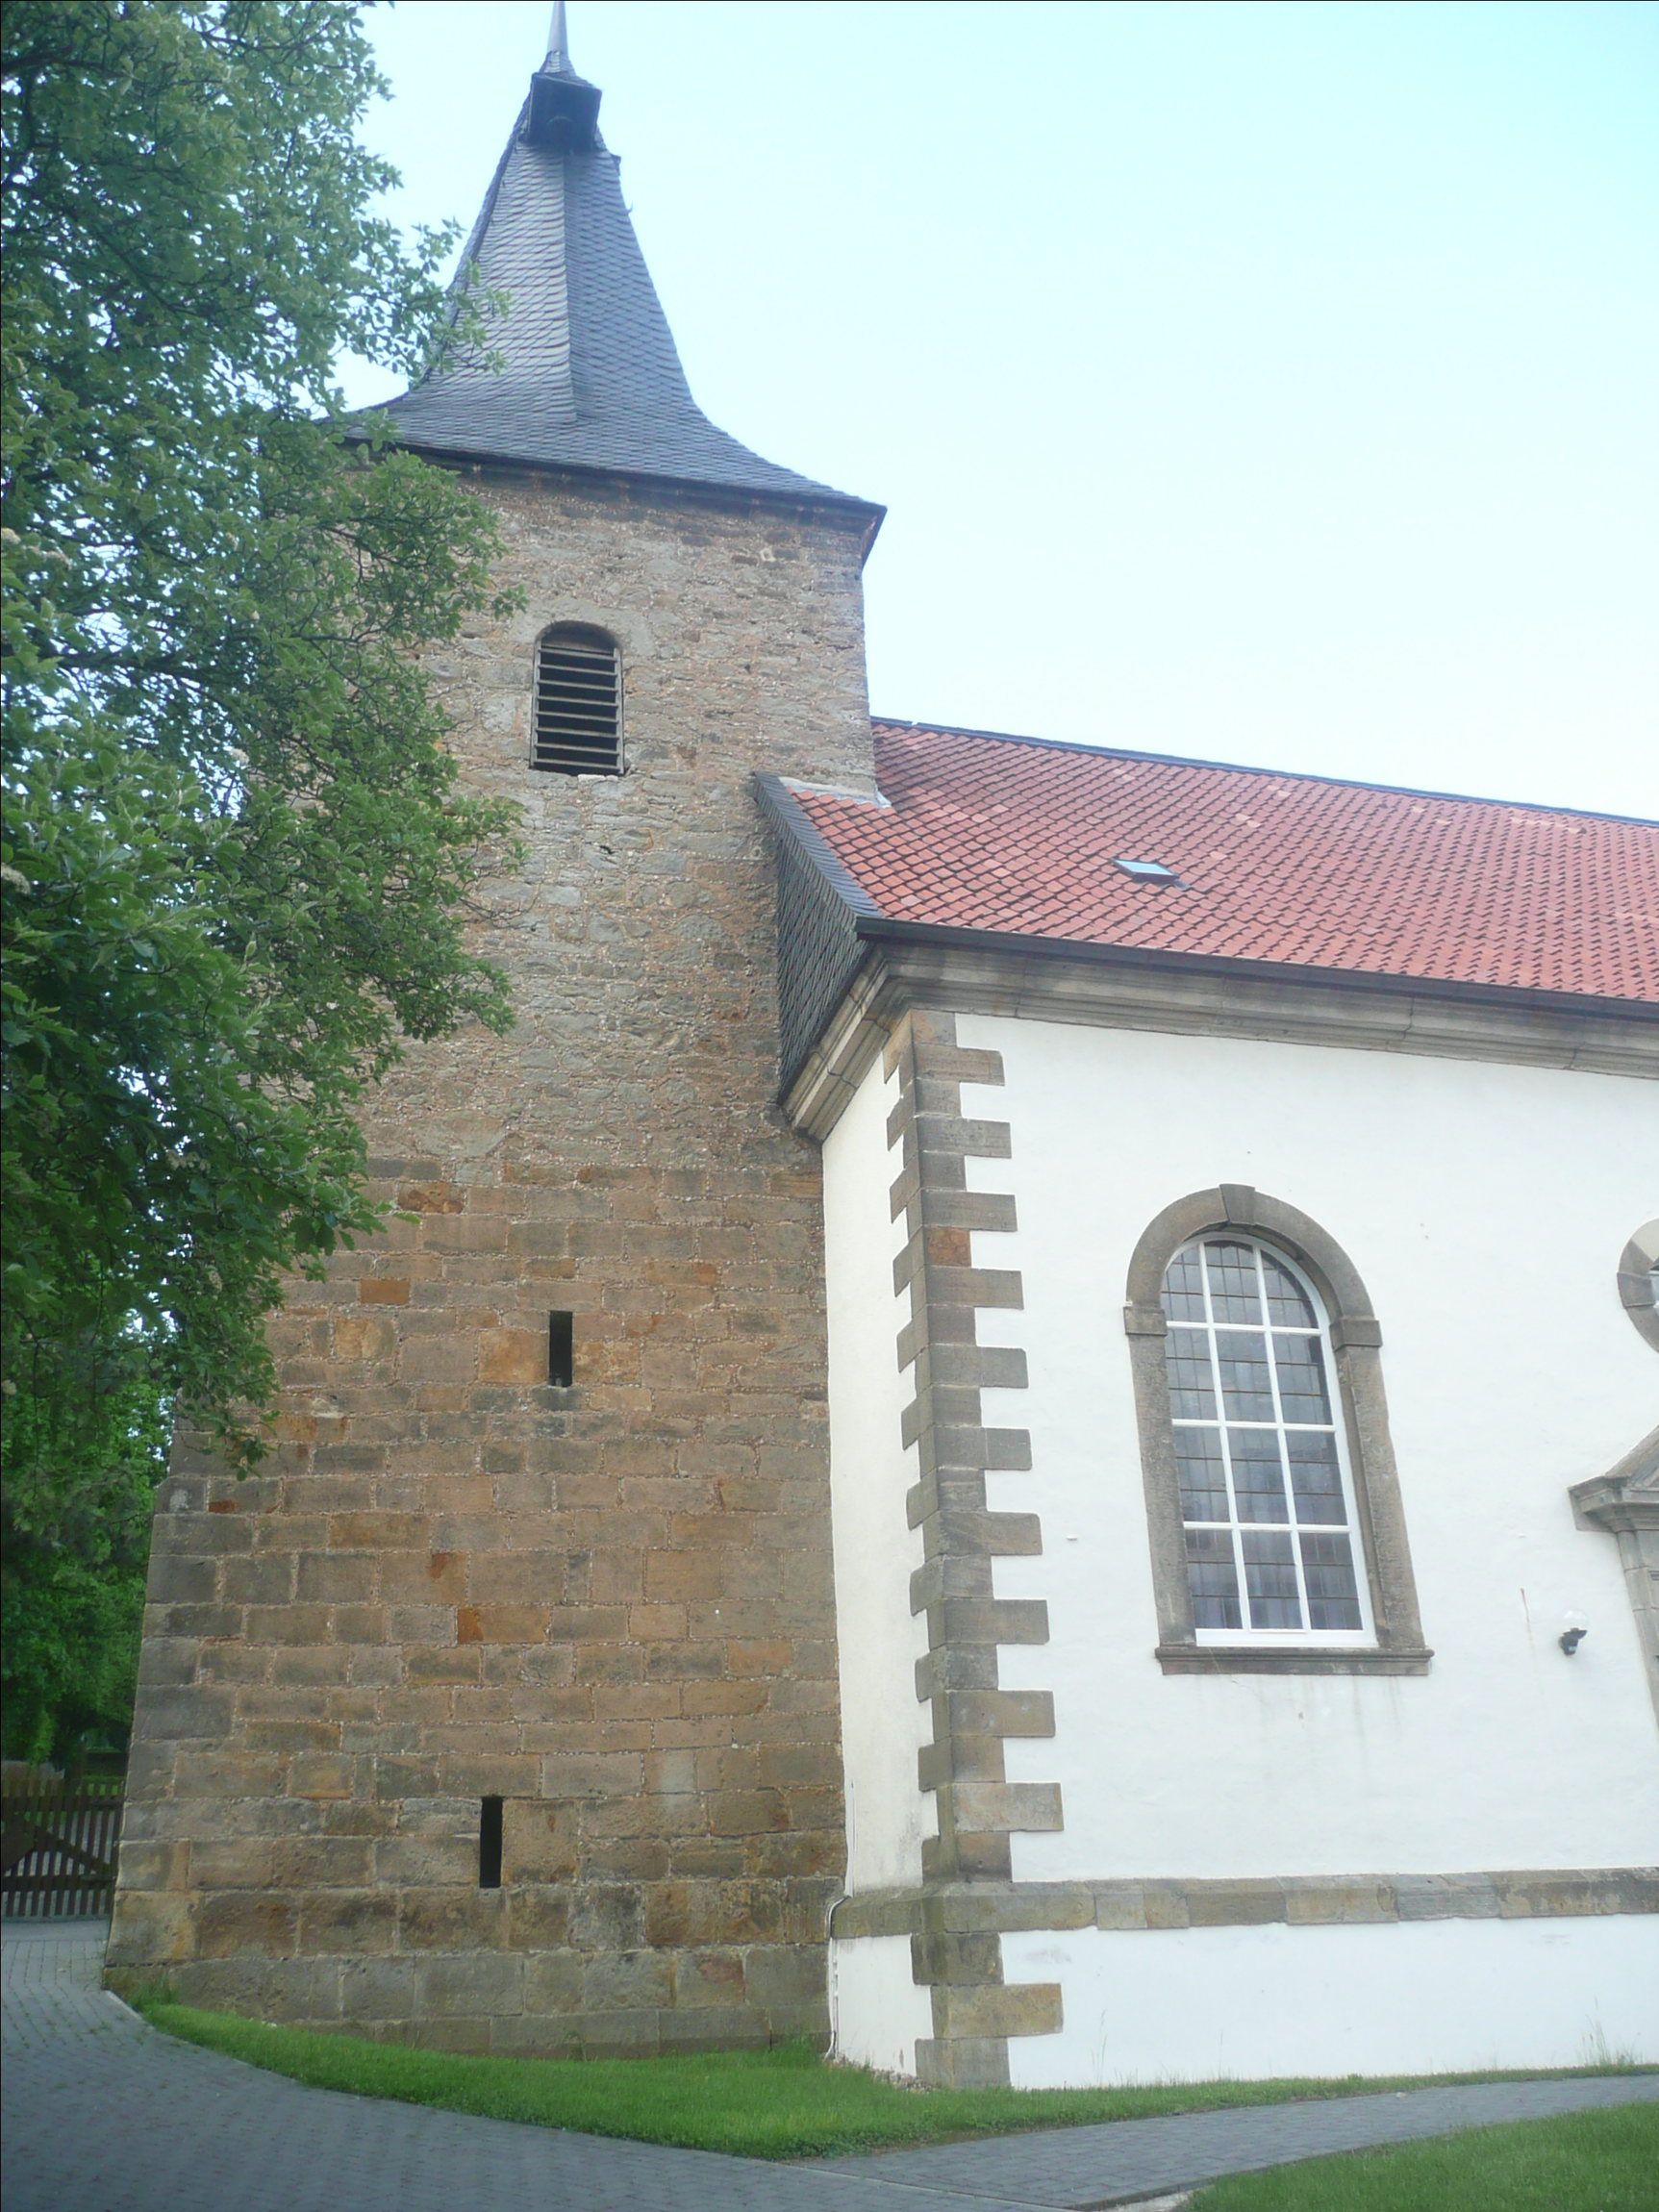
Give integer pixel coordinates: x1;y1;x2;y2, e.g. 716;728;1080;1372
783;721;1659;1005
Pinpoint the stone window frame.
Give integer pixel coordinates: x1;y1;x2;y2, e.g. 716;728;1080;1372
1124;1184;1432;1676
1618;1221;1659;1355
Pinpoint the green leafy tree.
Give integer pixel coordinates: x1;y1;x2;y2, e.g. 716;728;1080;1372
1;1372;169;1762
1;0;521;1745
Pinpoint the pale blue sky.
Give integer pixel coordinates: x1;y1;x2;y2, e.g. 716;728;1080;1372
345;1;1659;817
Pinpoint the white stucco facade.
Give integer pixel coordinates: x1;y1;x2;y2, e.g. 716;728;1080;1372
960;1014;1658;1882
829;1932;937;2077
823;1008;1659;2083
1000;1916;1659;2085
822;1053;936;1895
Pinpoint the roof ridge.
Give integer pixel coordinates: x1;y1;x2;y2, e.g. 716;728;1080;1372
869;718;1658;830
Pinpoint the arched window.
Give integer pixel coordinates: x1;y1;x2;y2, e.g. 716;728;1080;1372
532;624;621;775
1124;1185;1429;1675
1164;1236;1369;1643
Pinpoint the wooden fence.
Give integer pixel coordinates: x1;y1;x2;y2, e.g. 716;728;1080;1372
1;1767;126;1919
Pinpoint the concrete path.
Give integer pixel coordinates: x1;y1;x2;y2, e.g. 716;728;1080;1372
4;1921;1654;2212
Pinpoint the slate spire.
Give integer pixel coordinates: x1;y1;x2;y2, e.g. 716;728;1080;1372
378;10;871;514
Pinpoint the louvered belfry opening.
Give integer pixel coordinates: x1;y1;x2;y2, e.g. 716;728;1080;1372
533;626;622;775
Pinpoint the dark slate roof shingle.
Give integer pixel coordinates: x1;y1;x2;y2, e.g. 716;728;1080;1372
372;101;878;518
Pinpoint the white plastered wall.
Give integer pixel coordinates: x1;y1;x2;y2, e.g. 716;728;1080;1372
822;1054;936;1896
830;1933;937;2078
1002;1917;1659;2084
956;1014;1659;1882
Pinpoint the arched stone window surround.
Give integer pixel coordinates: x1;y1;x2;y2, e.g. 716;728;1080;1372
1124;1184;1431;1675
1618;1221;1659;1355
530;620;623;776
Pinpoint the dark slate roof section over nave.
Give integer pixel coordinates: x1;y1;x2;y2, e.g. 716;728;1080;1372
370;23;880;524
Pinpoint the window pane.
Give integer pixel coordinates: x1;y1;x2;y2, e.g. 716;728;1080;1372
1162;1247;1207;1323
1242;1530;1303;1629
1185;1528;1242;1629
1273;1331;1333;1424
1287;1431;1345;1524
1203;1241;1263;1323
1216;1333;1274;1420
1261;1252;1316;1327
1165;1331;1217;1419
1301;1532;1363;1630
1174;1429;1229;1521
1228;1428;1289;1522
1161;1235;1370;1644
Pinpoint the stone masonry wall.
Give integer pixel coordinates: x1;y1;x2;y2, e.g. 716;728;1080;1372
108;470;877;2055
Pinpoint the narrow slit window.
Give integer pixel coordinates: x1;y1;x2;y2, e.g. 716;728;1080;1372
548;1311;574;1389
533;626;621;775
1162;1236;1372;1644
479;1796;503;1889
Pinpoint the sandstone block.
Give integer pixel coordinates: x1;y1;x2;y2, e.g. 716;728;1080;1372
521;1948;584;2013
398;1336;478;1386
673;1948;746;2008
478;1329;548;1385
298;1889;400;1956
398;1890;508;1952
504;1797;579;1881
931;1980;1063;2040
333;1312;398;1363
569;1883;643;1952
106;1890;195;1967
196;1892;300;1959
340;1960;418;2020
415;1953;525;2018
582;1949;672;2012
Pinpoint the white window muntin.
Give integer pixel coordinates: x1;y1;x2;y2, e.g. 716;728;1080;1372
1166;1236;1375;1646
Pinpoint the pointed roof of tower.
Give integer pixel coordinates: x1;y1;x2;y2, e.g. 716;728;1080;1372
375;8;879;523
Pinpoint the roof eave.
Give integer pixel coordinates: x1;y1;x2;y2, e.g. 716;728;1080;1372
342;420;886;556
851;913;1659;1029
780;916;1659;1143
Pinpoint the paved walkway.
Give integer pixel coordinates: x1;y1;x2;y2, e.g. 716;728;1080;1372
819;2072;1659;2204
3;1921;1654;2212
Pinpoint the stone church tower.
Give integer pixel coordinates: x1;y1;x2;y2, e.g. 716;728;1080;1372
110;13;882;2055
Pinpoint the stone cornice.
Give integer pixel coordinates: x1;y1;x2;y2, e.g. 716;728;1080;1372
832;1866;1659;1940
1571;1427;1659;1536
782;934;1659;1142
399;446;886;552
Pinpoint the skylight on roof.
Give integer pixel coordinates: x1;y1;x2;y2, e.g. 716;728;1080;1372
1114;857;1182;886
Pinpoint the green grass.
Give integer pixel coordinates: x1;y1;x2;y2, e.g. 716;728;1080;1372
125;1996;1653;2162
1193;2100;1659;2211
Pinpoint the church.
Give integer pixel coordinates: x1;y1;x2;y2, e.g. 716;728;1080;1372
110;13;1659;2087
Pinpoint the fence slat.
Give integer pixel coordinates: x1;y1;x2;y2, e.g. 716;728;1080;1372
1;1772;126;1919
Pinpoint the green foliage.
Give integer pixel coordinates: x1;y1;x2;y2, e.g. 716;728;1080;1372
1193;2100;1659;2212
123;2002;1651;2164
2;2;522;1514
1;1374;169;1763
2;2;524;1751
